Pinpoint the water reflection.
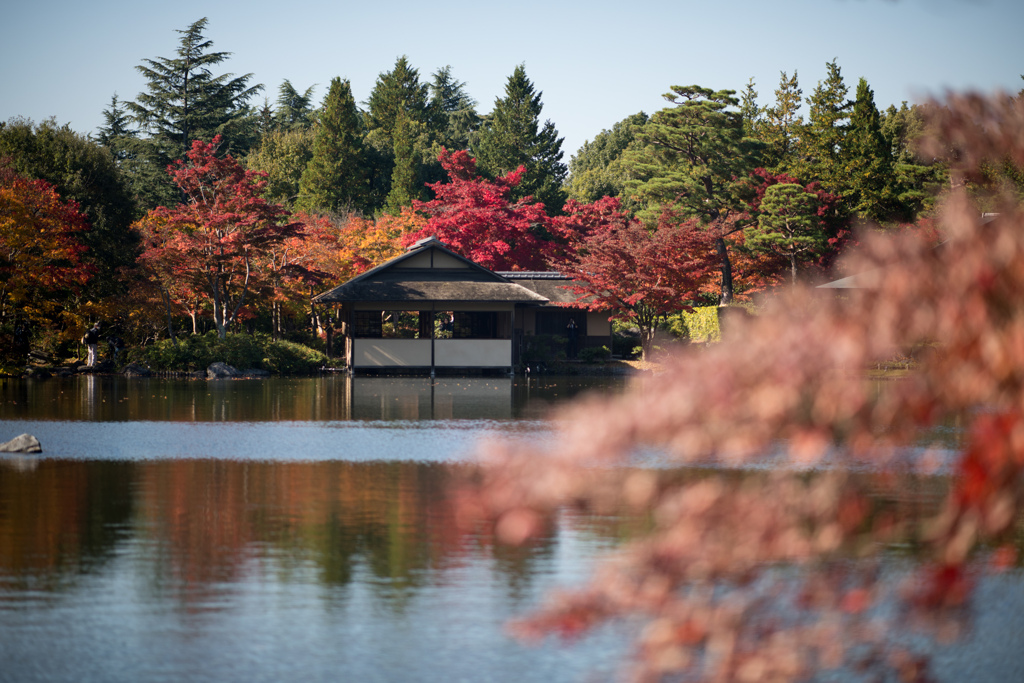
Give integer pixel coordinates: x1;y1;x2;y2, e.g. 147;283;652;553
0;456;632;682
0;458;579;597
0;374;628;422
3;376;1015;682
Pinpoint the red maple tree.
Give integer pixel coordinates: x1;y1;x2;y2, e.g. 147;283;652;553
557;205;719;360
0;166;93;331
405;150;552;271
546;195;632;262
139;136;304;339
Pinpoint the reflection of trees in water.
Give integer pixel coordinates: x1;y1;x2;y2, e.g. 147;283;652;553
491;531;556;604
0;459;135;590
0;375;632;422
0;458;566;611
0;457;966;613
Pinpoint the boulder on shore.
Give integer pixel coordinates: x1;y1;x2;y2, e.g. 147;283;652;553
0;433;42;453
122;362;152;377
207;362;242;379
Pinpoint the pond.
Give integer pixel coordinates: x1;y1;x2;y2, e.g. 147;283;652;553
1;375;1023;682
0;375;637;683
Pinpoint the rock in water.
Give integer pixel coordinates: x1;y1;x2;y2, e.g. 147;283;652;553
0;433;42;453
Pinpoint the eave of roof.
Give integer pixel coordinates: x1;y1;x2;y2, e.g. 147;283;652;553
314;276;549;304
312;238;550;304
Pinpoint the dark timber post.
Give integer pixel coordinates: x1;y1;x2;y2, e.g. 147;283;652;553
509;306;516;377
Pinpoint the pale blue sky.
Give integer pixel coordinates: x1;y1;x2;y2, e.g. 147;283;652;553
2;0;1021;160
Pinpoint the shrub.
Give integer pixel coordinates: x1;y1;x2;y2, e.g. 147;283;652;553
125;332;328;374
576;345;611;364
521;334;566;366
665;305;721;343
611;321;640;359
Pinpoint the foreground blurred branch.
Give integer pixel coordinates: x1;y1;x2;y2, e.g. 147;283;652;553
456;91;1024;682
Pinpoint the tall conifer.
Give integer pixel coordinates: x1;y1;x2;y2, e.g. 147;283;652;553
274;80;317;131
845;78;896;220
761;71;803;172
623;85;761;303
366;57;431;144
363;57;435;213
383;111;422;215
799;60;851;196
127;18;261;161
472;65;567;212
739;78;764;140
745;183;827;286
429;66;479;152
297;78;368;215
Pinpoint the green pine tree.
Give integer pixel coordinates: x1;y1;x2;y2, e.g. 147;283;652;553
799;60;851;198
274;80;317;131
362;56;436;213
844;78;897;221
296;77;368;215
428;65;479;152
127;17;262;162
383;110;422;215
881;102;945;220
745;183;827;286
96;94;136;160
98;94;177;210
623;85;762;303
761;71;803;172
472;64;567;212
366;56;431;144
739;78;764;140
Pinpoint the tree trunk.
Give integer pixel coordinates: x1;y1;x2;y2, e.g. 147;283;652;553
208;273;227;339
637;305;659;362
716;237;734;305
159;288;178;346
224;256;252;339
640;326;656;362
790;253;798;288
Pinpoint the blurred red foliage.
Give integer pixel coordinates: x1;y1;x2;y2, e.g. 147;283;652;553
457;92;1024;681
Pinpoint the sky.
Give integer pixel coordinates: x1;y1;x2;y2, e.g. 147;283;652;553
2;0;1022;160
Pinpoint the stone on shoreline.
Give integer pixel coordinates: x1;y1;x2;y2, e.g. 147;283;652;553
207;362;242;379
121;362;152;377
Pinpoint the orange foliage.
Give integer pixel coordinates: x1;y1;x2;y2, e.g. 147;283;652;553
0;167;92;328
338;206;424;275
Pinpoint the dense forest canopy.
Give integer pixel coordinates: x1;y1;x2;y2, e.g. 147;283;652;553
2;16;1020;369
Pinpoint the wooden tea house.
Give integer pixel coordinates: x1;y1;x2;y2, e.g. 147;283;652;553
312;237;611;374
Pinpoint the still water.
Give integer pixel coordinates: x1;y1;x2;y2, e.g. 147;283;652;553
0;375;636;683
2;375;1023;682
